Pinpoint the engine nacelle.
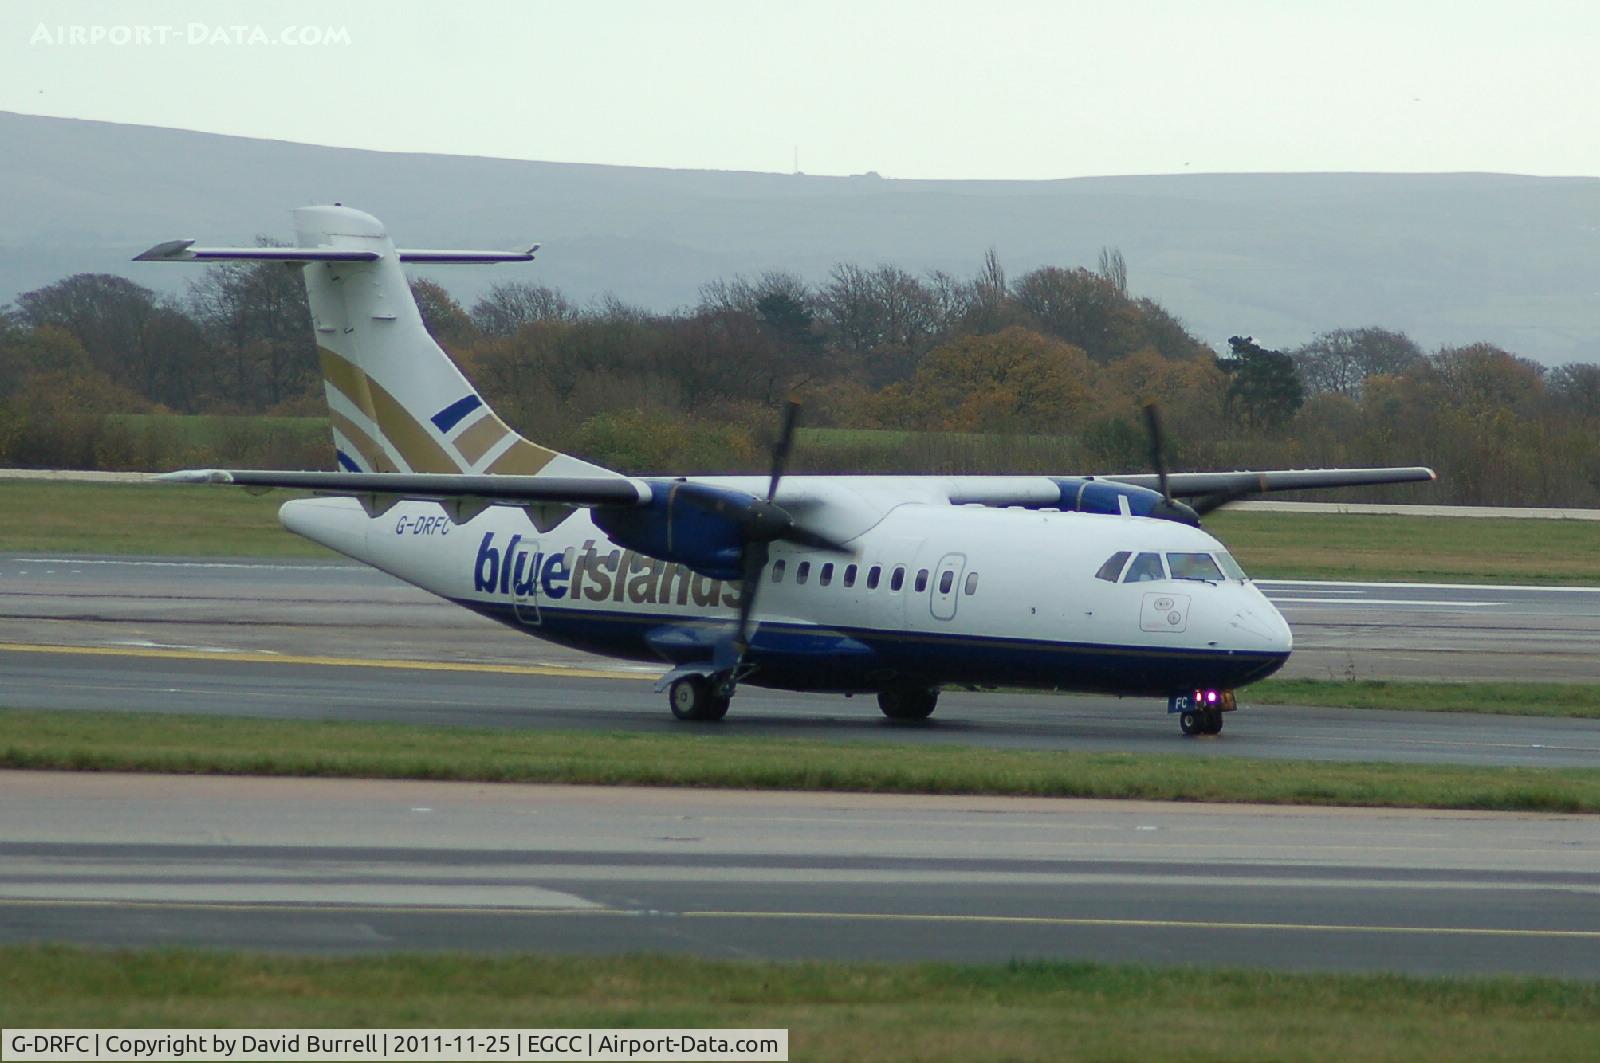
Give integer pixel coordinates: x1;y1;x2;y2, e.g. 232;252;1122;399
1051;477;1199;525
591;480;752;581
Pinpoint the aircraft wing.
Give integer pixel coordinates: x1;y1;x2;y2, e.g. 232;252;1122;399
1104;467;1438;497
160;469;651;505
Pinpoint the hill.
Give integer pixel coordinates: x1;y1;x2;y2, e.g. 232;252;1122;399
1;110;1595;362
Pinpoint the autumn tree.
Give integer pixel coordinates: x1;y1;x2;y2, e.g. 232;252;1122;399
9;273;205;410
410;279;478;348
816;264;941;385
469;281;578;336
1424;343;1545;412
1292;327;1423;398
1097;246;1127;295
1549;362;1600;421
0;324;147;467
873;327;1095;432
188;252;317;410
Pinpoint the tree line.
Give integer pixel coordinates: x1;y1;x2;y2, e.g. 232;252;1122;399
1;246;1597;507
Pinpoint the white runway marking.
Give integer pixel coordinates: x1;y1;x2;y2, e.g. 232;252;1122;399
1258;579;1600;593
1271;598;1494;607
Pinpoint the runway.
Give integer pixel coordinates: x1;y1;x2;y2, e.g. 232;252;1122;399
1;554;1598;767
6;643;1600;767
3;772;1597;976
3;557;1599;976
4;554;1599;683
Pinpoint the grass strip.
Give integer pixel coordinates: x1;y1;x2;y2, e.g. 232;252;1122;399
1206;509;1600;584
3;708;1597;812
3;946;1597;1061
0;480;331;558
1250;679;1600;718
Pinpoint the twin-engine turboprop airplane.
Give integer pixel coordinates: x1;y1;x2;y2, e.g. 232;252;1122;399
138;206;1435;735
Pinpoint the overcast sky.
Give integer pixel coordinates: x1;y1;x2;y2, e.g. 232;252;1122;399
3;0;1595;180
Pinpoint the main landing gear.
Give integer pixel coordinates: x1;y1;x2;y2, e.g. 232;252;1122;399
878;687;939;721
1172;689;1236;736
664;675;941;724
668;674;730;722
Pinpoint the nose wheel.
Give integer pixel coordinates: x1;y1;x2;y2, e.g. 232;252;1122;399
1179;707;1223;735
1173;689;1234;736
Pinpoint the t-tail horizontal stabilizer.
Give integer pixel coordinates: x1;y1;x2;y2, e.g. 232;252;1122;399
133;239;539;264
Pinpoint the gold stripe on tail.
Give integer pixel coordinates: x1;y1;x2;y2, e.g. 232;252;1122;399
316;346;557;475
328;408;398;473
454;415;510;466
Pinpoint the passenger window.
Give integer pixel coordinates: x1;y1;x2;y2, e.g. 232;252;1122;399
890;566;906;592
771;559;786;583
820;562;834;587
938;570;954;594
1095;551;1131;582
964;572;979;595
867;565;881;590
1122;552;1166;583
796;561;811;585
1167;552;1224;582
844;564;858;588
914;569;929;592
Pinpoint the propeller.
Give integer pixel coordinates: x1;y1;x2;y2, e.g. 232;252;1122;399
1143;403;1171;503
1142;403;1283;522
1141;403;1202;526
682;400;853;685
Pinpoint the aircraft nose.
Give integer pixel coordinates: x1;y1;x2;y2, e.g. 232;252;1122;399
1229;597;1294;655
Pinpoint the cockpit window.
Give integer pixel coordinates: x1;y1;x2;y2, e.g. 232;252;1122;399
1167;552;1224;582
1122;551;1166;583
1215;551;1248;581
1094;551;1131;582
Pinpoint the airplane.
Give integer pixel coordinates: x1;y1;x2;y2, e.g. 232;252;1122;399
136;205;1435;736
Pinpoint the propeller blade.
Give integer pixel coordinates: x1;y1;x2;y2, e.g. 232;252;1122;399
732;539;768;659
1143;403;1171;502
767;400;801;502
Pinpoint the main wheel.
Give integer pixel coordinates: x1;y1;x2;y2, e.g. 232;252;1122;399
878;688;938;721
669;675;720;721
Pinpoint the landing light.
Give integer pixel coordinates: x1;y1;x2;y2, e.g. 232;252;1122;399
1192;689;1238;711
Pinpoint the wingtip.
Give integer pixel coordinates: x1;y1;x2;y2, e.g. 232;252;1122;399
133;238;197;262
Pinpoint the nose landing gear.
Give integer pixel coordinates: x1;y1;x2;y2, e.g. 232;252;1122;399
1171;689;1235;736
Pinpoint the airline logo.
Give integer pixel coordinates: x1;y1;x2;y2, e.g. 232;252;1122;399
318;346;558;476
475;533;743;609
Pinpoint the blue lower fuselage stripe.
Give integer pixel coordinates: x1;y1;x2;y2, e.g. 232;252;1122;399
451;598;1288;695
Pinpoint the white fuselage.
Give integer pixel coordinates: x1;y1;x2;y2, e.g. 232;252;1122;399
281;478;1292;697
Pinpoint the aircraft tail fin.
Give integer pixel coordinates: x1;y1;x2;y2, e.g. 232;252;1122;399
136;204;614;479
